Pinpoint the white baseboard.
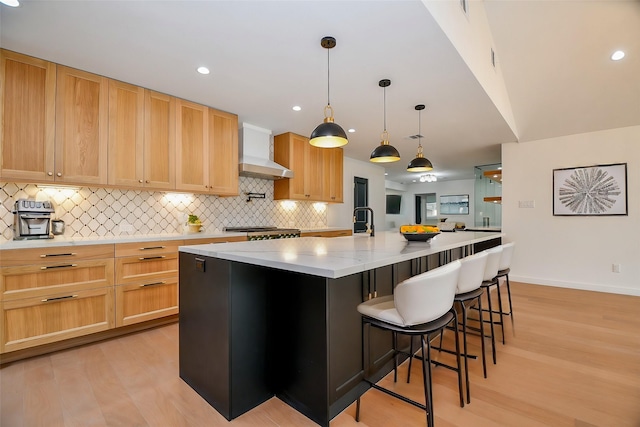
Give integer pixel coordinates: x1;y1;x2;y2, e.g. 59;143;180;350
510;275;640;297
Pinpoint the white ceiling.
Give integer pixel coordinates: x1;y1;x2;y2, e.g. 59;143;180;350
1;0;638;184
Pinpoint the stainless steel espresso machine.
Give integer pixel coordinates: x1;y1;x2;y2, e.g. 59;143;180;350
13;199;55;240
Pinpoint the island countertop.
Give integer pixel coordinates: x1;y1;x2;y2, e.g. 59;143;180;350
179;230;502;279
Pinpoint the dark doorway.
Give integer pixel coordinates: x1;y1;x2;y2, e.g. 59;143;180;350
353;177;368;233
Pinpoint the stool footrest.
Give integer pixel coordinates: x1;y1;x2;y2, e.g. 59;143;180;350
367;381;428;412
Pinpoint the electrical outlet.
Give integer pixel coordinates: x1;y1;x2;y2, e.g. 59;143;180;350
119;222;134;233
612;263;621;273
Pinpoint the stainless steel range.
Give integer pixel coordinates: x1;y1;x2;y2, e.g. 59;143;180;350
223;226;301;240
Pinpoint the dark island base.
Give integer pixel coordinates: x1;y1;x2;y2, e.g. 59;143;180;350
178;238;500;426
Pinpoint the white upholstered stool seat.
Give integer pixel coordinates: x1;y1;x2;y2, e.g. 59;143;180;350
452;251;489;403
355;261;462;427
494;242;516;336
472;246;503;364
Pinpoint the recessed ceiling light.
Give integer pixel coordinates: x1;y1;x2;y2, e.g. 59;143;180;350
196;66;210;75
384;172;388;176
611;50;625;61
0;0;20;6
348;128;356;133
292;106;301;111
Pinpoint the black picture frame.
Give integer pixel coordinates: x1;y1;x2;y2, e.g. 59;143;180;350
553;163;628;216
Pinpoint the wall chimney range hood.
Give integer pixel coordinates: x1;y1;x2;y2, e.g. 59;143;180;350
239;123;293;180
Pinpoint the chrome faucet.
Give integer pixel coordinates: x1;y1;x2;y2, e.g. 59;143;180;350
353;207;375;237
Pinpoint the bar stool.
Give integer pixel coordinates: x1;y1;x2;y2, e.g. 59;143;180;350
495;242;516;335
469;246;503;364
453;251;489;403
355;261;462;427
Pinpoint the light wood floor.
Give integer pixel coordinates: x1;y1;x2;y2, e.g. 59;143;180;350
2;282;639;427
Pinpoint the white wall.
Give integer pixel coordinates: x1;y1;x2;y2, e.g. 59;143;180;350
503;125;640;295
422;0;518;138
327;157;387;231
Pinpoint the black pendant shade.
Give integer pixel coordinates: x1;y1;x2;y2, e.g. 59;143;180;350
310;108;348;148
407;104;434;172
370;79;400;163
309;36;348;148
370;138;401;163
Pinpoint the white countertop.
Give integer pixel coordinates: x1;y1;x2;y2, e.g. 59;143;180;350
0;227;350;250
0;231;245;250
179;231;503;279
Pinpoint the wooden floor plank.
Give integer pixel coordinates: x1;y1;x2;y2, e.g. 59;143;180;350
1;282;639;426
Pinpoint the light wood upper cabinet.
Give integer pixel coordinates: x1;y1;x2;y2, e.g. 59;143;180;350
176;99;208;192
274;132;324;201
207;108;239;196
323;147;343;203
144;90;175;190
55;65;108;185
176;100;239;195
274;132;343;203
0;49;56;182
107;85;176;190
108;80;144;187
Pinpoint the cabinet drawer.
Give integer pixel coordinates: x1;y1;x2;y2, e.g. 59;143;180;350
115;240;182;258
182;236;247;245
0;244;114;267
0;259;114;301
0;287;115;353
115;254;178;284
115;277;178;327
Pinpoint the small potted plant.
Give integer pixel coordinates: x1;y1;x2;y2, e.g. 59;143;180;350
187;214;202;233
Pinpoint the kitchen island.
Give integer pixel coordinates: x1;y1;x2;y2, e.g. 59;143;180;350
178;231;502;426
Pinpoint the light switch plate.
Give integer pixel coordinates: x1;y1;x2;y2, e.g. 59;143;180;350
519;200;535;208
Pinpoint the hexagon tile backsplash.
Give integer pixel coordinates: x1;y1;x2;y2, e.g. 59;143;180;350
0;177;328;242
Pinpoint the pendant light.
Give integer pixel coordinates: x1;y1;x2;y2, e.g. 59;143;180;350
370;79;400;163
407;104;433;172
309;36;348;148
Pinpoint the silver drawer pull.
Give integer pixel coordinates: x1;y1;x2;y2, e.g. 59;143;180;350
138;256;166;261
140;281;166;287
40;253;76;258
40;264;78;270
139;246;166;250
42;294;78;302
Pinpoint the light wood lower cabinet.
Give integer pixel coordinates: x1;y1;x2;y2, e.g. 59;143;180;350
115;277;178;327
114;240;181;327
1;284;114;354
0;245;115;354
0;237;248;357
300;229;352;238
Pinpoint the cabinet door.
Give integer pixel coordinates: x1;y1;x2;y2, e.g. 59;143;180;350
115;277;178;327
274;132;309;201
144;90;175;190
322;147;343;203
0;50;56;182
289;134;308;199
176;99;209;192
305;144;324;200
55;65;108;185
0;287;114;353
208;108;239;196
108;80;144;187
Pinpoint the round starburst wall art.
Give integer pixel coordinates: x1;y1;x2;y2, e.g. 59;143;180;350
553;163;628;216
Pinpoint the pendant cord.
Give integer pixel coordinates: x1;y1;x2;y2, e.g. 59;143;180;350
327;48;331;106
383;86;387;132
418;108;422;147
